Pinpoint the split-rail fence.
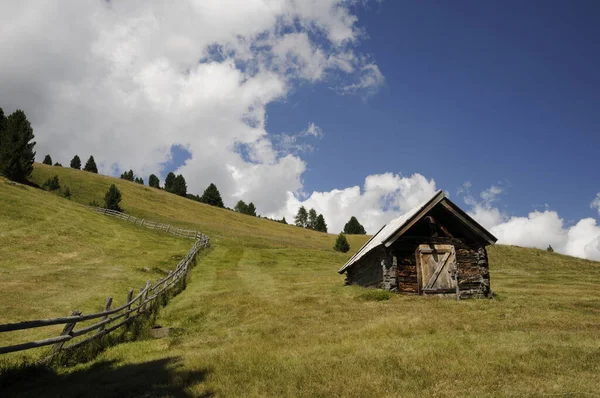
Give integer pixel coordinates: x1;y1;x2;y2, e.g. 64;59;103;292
0;207;210;361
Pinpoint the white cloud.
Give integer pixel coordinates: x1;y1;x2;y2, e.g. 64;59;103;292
480;185;503;204
0;0;383;214
591;193;600;216
273;122;324;155
303;122;324;138
337;62;385;95
463;187;600;261
269;172;438;234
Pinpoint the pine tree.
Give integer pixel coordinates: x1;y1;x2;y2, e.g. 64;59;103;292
343;216;366;235
83;156;98;173
294;206;308;227
54;162;62;167
173;174;187;196
334;233;350;253
148;174;160;188
0;109;36;182
234;200;248;213
0;108;6;150
43;175;60;191
307;208;318;229
247;202;257;217
315;214;328;233
42;154;52;165
120;169;134;181
280;217;288;225
70;155;81;169
200;183;224;207
134;177;144;185
104;184;122;211
164;172;176;192
547;245;554;252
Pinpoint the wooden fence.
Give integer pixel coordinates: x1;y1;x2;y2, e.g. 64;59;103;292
90;207;208;240
0;208;210;361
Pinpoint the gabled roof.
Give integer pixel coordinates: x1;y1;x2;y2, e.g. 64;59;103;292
338;190;497;274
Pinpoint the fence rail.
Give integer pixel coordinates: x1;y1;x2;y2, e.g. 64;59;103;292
0;208;210;361
90;207;209;241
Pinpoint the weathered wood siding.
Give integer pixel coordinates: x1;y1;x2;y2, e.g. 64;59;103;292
345;246;387;288
392;237;491;297
347;236;491;298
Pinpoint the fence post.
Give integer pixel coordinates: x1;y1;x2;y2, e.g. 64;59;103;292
51;310;82;354
140;281;151;312
124;289;134;321
96;297;113;336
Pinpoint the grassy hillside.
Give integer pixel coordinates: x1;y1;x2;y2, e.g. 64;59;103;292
3;164;600;396
30;164;368;250
0;176;192;362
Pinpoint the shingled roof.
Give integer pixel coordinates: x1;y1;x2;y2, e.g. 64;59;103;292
338;190;497;274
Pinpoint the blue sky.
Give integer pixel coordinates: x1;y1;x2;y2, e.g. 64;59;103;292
261;0;600;224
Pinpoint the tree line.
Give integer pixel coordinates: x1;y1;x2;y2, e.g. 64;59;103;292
292;205;368;252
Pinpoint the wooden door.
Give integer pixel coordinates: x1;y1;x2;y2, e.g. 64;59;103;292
415;244;457;294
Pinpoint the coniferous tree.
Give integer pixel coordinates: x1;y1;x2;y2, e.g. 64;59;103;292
43;175;60;191
280;217;288;225
54;162;62;167
83;156;98;173
547;245;554;252
200;183;224;207
0;109;36;182
42;154;52;165
334;233;350;253
148;174;160;188
120;169;134;181
70;155;81;169
315;214;328;233
307;208;318;229
186;193;201;202
173;174;187;196
164;172;176;192
234;200;248;213
247;202;257;217
104;184;122;211
0;108;6;149
343;216;366;235
294;206;308;227
134;177;144;185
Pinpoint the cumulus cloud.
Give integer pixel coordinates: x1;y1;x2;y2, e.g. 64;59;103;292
268;172;438;234
591;193;600;216
461;185;600;261
0;0;383;214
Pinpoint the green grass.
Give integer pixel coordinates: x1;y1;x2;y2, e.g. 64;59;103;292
0;176;192;363
2;164;600;396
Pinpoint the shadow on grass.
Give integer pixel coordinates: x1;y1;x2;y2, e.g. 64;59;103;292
0;357;211;398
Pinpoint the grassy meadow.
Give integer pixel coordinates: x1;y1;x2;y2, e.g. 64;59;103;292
1;164;600;397
0;176;192;362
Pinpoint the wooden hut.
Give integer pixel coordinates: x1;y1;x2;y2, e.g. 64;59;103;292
338;190;497;298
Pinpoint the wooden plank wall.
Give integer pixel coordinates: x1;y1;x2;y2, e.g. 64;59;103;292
348;236;492;298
